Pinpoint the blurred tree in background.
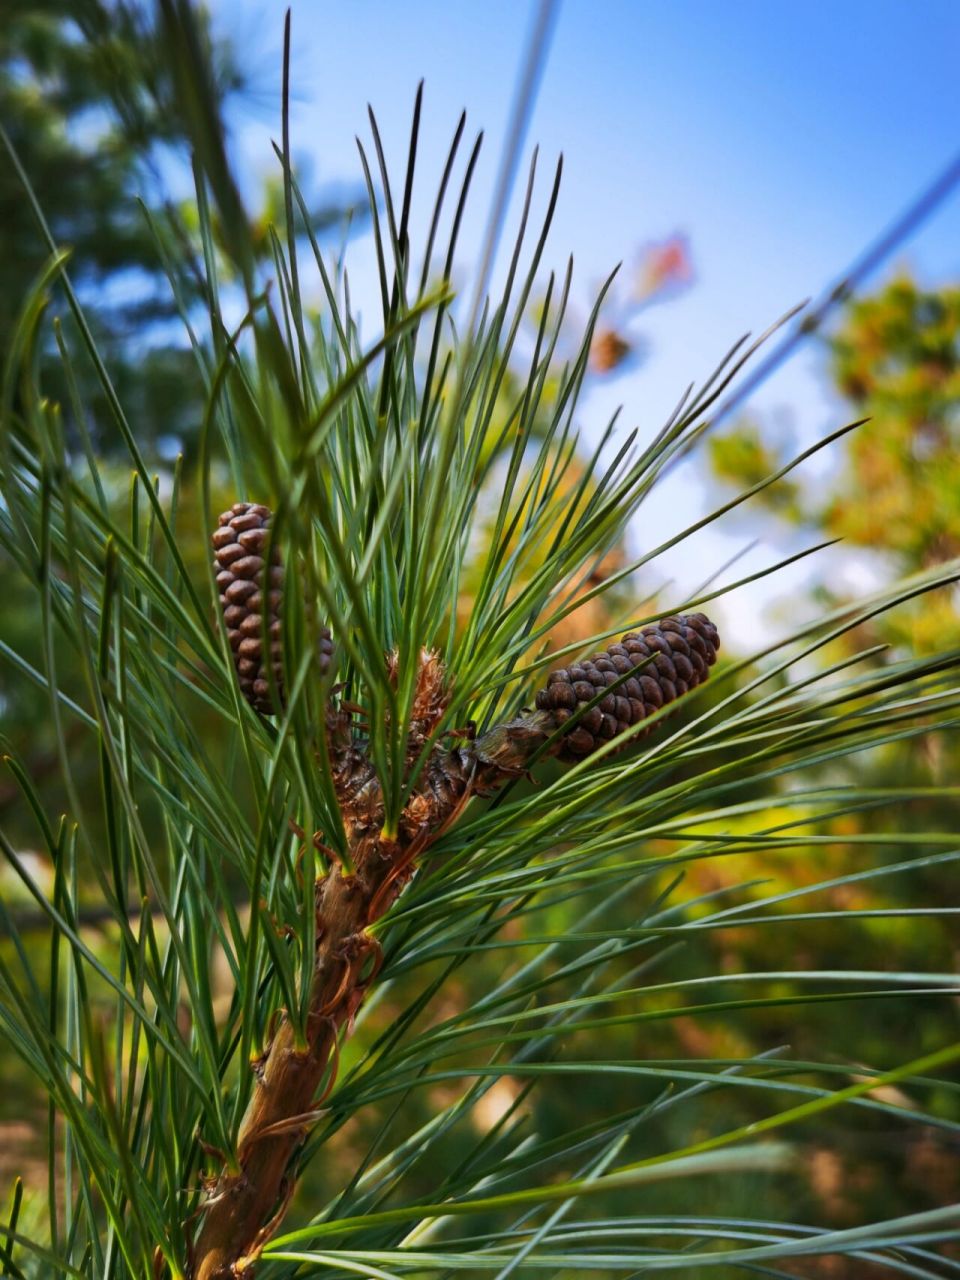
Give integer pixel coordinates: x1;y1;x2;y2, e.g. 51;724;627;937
0;0;238;458
1;0;363;463
709;274;960;650
827;277;960;660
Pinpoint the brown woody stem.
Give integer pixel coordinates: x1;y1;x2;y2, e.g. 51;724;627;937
189;711;557;1279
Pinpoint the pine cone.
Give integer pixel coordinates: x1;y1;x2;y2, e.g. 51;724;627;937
212;502;334;714
534;613;720;759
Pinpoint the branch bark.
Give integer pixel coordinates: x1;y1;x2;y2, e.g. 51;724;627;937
189;712;555;1279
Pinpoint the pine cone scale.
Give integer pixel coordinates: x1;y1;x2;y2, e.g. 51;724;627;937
215;541;251;567
230;554;265;580
224;578;258;605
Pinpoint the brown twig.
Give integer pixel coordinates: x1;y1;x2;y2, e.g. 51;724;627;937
188;711;555;1279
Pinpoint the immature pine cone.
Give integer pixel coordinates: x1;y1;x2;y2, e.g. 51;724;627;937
534;613;720;759
213;502;334;714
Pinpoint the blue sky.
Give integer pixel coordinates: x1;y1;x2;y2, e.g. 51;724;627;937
210;0;960;645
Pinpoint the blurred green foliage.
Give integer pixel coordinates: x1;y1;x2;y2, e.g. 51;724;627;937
0;0;236;459
709;274;960;650
702;272;960;1245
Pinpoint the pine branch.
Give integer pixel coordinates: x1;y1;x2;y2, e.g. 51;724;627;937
192;507;721;1277
190;712;538;1277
